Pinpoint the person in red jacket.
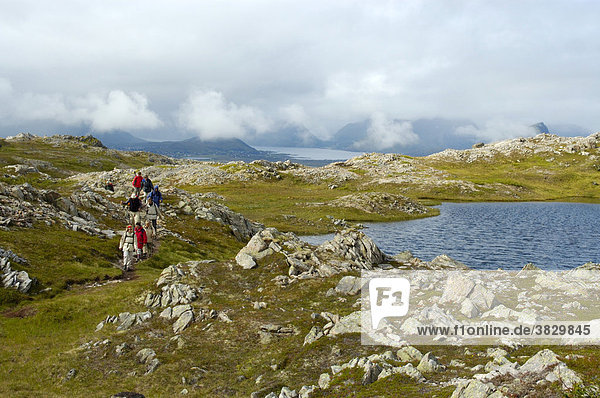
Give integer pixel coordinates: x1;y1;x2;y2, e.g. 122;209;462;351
134;222;147;261
132;171;143;196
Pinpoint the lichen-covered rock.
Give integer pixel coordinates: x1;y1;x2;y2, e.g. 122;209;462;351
417;352;445;373
317;229;386;269
334;275;362;296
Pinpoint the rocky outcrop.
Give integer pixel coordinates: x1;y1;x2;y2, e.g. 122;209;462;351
173;190;263;241
429;132;600;164
1;252;33;293
328;192;428;215
0;182;117;237
451;349;582;397
317;229;386;270
96;311;153;332
235;228;389;281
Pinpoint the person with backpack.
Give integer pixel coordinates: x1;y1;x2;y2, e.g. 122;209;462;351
146;197;160;232
149;185;163;207
134;222;147;261
132;171;143;196
142;175;153;196
104;180;114;192
123;193;143;226
119;225;137;271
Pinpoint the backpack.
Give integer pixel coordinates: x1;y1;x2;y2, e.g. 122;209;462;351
143;178;153;192
129;197;141;212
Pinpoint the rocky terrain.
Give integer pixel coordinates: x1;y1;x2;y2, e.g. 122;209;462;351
1;132;599;397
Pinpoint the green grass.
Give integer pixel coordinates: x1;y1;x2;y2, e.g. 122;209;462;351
184;176;438;235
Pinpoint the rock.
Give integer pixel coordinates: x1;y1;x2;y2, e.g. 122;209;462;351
115;343;131;356
362;361;382;385
117;313;137;331
0;254;33;293
278;386;298;398
303;326;324;346
451;379;494;398
65;368;77;380
317;229;386;269
156;264;186;287
329;311;361;336
416;352;445;373
396;346;423;362
318;373;331;389
173;309;194;333
440;274;475;304
146;358;160;375
429;254;469;270
519;349;582;389
111;393;145;398
235;252;257;269
334;275;362;295
144;283;198;308
298;385;317;398
136;348;156;364
460;298;481;318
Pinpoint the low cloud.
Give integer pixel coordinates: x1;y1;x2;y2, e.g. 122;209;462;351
455;120;538;142
356;113;419;150
177;90;272;140
83;91;163;131
1;79;162;132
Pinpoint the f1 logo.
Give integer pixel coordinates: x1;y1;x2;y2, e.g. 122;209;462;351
369;277;410;329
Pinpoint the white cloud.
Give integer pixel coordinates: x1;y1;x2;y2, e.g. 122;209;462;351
177;90;272;140
455;120;538;142
1;79;162;131
83;90;162;131
356;113;419;150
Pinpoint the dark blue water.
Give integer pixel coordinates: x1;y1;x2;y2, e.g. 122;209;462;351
304;202;600;270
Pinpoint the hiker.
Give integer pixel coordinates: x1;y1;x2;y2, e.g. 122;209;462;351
119;225;137;271
149;185;163;207
134;222;147;261
142;175;153;196
144;220;155;256
146;197;160;232
104;180;114;192
123;193;143;226
132;171;143;196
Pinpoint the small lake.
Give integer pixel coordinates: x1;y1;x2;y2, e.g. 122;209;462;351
302;202;600;270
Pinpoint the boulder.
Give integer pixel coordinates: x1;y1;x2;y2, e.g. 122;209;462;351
429;254;469;270
416;352;445;373
334;275;362;295
317;229;386;269
172;309;194;333
396;346;423;362
235;252;257;269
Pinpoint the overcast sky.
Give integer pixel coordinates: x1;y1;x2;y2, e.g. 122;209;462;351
0;0;598;143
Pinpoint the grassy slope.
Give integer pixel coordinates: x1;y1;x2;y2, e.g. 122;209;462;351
0;136;599;396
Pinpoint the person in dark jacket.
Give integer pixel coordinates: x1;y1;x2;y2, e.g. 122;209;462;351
123;194;143;225
142;175;153;196
132;172;143;196
149;185;163;207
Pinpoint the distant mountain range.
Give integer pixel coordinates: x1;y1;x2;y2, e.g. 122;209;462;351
93;118;592;163
97;131;264;161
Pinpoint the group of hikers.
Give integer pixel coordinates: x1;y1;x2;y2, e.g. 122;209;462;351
111;171;164;271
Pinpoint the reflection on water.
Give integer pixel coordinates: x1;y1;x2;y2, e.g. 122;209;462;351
303;202;600;270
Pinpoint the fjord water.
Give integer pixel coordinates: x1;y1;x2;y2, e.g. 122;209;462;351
304;202;600;270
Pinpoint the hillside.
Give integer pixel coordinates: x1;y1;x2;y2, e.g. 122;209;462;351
0;132;599;397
